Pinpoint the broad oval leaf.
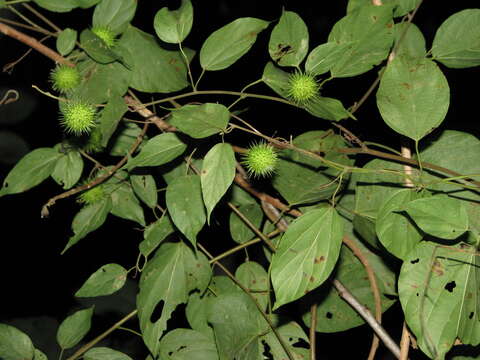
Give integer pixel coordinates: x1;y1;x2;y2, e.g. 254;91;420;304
229;203;263;244
98;95;128;148
137;242;211;356
131;174;157;209
0;323;34;360
404;194;469;240
62;197;112;254
0;148;60;197
375;188;424;259
33;0;77;12
394;22;426;59
200;17;269;71
236;261;269;311
268;10;309;67
432;9;480;69
56;28;77;56
117;26;190;93
166;175;206;248
92;0;137;35
158;329;218;359
51;146;83;190
201;143;236;222
169;103;230;139
328;5;394;77
84;347;133;360
154;0;193;44
56;307;94;349
262;316;310;360
303;223;396;332
305;42;352;76
75;263;127;298
107;182;145;226
139;215;175;258
127;133;186;170
80;29;122;64
377;56;450;141
399;241;480;359
271;207;344;309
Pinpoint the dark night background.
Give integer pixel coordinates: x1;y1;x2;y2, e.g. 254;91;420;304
0;0;479;358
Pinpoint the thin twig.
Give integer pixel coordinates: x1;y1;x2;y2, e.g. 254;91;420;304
22;3;62;33
197;243;295;360
309;304;317;360
400;322;411;360
0;21;73;66
333;280;401;359
65;310;138;360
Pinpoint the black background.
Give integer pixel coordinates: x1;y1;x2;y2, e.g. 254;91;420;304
0;0;479;358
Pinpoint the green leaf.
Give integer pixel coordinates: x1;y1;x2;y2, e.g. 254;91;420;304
432;9;480;69
226;184;257;206
201;143;236;222
166;175;206;248
236;261;269;311
394;22;426;59
169;103;230;139
107;182;145;226
33;349;47;360
305;42;352;76
56;307;94;349
376;56;450;141
127;133;186;170
0;324;34;360
71;57;131;105
92;0;137;35
154;0;193;44
75;264;127;298
303;222;396;332
375;188;424;259
98;96;128;148
328;5;394;77
268;10;309;67
207;292;267;359
185;293;214;339
304;96;351;121
139;215;175;258
200;17;269;71
116;26;189;93
0;148;61;197
80;29;123;64
404;194;468;240
56;28;77;56
51;146;83;190
159;329;218;360
399;242;480;359
262;61;290;98
33;0;77;12
271;207;344;309
272;130;353;205
62;197;112;254
262;317;310;360
130;174;157;209
353;158;404;219
229;203;263;244
108;123;143;157
84;347;132;360
137;242;209;356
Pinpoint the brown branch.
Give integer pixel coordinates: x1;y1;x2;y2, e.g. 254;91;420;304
400;321;411;360
309;304;317;360
41;122;149;217
0;21;73;66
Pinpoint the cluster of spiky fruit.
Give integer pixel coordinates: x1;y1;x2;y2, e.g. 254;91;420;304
91;25;116;48
50;65;81;93
60;100;97;135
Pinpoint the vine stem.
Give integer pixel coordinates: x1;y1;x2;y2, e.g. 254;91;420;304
0;21;73;66
197;243;296;360
309;304;317;360
65;309;138;360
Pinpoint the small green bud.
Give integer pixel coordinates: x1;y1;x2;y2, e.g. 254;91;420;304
50;65;81;93
242;142;278;178
77;184;106;205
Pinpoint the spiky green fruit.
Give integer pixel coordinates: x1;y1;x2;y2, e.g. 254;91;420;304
91;26;116;48
50;65;81;93
77;184;106;205
82;126;103;153
287;71;319;104
60;100;97;135
242;142;278;178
